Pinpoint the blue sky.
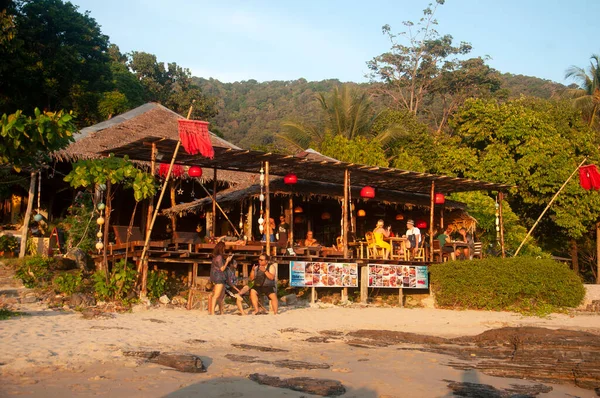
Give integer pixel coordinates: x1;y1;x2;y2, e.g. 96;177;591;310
70;0;599;85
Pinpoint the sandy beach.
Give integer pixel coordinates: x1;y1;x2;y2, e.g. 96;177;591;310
1;301;599;397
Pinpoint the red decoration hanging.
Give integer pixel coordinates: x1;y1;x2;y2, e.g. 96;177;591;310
177;119;214;159
434;193;445;204
416;220;427;229
284;173;298;184
360;186;375;199
159;163;184;178
579;164;600;190
188;166;203;178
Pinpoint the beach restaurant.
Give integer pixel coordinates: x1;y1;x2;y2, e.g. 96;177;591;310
103;130;510;302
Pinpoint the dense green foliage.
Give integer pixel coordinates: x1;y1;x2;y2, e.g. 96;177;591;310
92;260;137;302
0;308;26;320
53;270;83;295
59;191;95;252
14;255;53;288
147;269;168;300
0;108;76;169
0;234;18;254
430;257;586;314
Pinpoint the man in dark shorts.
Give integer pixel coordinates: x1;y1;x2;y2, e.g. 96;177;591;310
249;254;278;315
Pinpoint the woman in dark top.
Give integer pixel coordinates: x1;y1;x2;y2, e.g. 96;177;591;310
209;241;233;315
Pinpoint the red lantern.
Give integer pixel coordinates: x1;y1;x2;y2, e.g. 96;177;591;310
360;186;375;199
284;173;298;184
188;166;202;178
416;220;427;229
434;193;445;204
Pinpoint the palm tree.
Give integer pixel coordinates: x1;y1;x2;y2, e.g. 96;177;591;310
565;54;600;129
277;85;378;151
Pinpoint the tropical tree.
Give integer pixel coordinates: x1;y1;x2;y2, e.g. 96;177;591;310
367;0;472;115
565;54;600;129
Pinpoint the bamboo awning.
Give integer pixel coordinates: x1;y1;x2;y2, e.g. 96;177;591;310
101;136;512;195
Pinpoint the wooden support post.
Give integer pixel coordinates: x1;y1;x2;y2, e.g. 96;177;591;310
399;287;404;307
265;161;271;256
205;211;213;239
429;182;435;262
499;191;506;258
343;169;349;257
192;262;198;286
341;288;347;303
212;168;217;237
360;265;368;304
242;263;249;286
145;143;157;236
288;196;294;247
246;201;253;240
311;287;316;304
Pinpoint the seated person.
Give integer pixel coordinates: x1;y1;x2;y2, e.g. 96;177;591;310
457;227;475;260
217;234;246;245
223;259;249;315
403;219;421;259
436;226;456;259
249;254;278;315
372;219;391;259
303;231;319;247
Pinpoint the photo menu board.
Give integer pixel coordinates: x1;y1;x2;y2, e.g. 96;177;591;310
367;264;428;289
290;261;358;288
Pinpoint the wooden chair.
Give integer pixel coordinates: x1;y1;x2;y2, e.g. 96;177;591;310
172;230;202;251
365;232;385;259
110;225;169;253
472;242;483;259
432;240;451;262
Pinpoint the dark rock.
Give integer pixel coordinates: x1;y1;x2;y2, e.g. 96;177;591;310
271;359;330;370
249;373;345;397
224;354;270;365
149;352;206;373
143;318;166;323
185;339;207;344
123;351;160;360
63;248;94;271
70;293;95;308
445;379;552;397
51;257;78;271
279;327;310;334
231;343;288;352
319;330;345;336
305;336;331;343
82;310;116;320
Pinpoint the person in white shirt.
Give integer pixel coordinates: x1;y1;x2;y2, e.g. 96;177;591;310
403;219;421;259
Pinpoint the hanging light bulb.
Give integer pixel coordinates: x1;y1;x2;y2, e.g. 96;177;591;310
259;194;265;202
97;216;105;225
97;231;103;238
95;241;104;251
258;217;264;225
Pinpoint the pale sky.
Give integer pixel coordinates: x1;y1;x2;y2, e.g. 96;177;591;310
70;0;599;85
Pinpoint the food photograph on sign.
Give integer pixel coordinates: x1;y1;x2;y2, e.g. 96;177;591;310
367;264;428;289
290;261;358;287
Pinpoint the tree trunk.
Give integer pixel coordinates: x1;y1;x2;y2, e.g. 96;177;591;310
569;239;579;275
19;171;36;258
103;181;112;277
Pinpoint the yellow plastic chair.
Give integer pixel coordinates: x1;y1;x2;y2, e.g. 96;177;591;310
365;232;384;259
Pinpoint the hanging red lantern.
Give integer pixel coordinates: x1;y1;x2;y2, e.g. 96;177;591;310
434;193;445;204
416;220;427;229
188;166;202;178
360;186;375;199
159;163;184;178
284;173;298;184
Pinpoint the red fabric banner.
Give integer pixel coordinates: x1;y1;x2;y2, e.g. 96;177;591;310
579;164;600;190
178;120;214;159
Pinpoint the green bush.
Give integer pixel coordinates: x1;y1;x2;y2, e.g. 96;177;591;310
429;257;586;315
15;256;54;288
92;260;137;302
53;271;83;295
0;235;18;255
147;269;168;300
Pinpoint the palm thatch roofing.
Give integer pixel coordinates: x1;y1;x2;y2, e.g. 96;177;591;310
52;103;246;185
103;136;512;195
163;177;467;217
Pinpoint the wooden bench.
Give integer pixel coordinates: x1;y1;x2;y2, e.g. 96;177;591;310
172;231;202;251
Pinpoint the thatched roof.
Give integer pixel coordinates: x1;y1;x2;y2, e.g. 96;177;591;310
163;178;467;217
53;102;246;185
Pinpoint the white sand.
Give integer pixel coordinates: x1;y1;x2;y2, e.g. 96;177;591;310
1;302;599;397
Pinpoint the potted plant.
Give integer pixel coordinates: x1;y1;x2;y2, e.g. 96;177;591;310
0;235;19;257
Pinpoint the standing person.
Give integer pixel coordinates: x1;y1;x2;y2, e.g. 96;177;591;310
249;254;278;315
277;215;290;249
458;227;474;260
261;217;276;242
372;219;391;259
209;241;233;315
403;220;421;259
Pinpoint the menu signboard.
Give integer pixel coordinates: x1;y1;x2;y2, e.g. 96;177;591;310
367;264;428;289
290;261;358;288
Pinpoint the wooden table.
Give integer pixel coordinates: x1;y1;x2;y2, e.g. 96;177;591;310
385;236;408;260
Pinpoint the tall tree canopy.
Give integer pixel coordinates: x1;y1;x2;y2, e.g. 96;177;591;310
0;0;111;125
565;54;600;129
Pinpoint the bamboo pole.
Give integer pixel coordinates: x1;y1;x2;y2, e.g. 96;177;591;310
429;182;435;261
343;169;349;258
102;181;112;276
288;195;294;246
145;143;157;235
19;171;36;258
196;182;240;237
212;167;217;237
514;157;587;256
499;191;506;258
265;161;271;255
